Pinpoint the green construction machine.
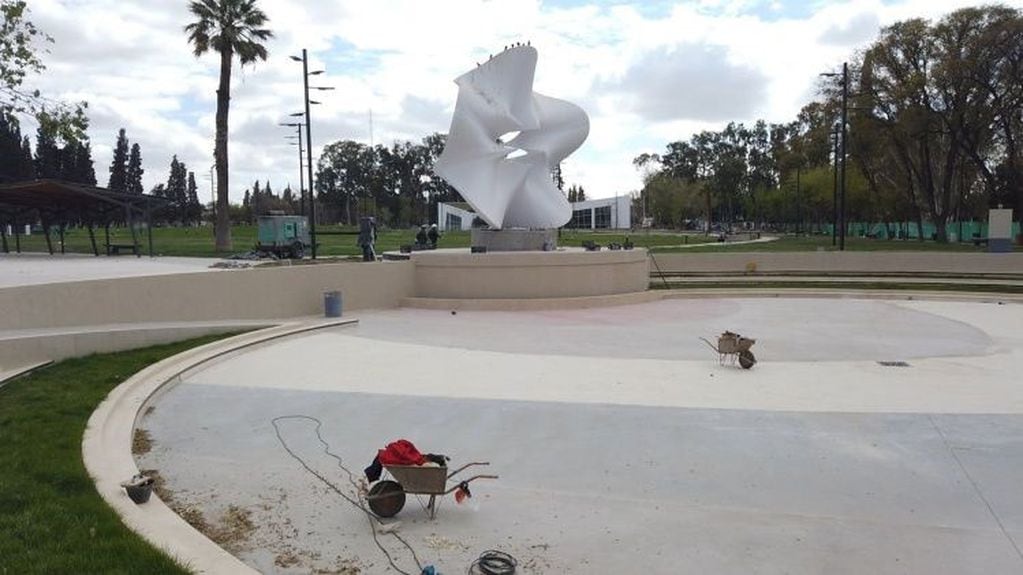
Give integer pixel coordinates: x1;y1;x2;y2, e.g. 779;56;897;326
256;214;310;259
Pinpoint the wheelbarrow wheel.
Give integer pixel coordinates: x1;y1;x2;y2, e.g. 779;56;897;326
367;480;405;518
738;350;756;369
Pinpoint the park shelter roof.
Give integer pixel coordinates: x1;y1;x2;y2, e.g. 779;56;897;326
0;179;168;256
0;179;164;215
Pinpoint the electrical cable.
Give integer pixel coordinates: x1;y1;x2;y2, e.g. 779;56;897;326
468;549;517;574
270;415;424;575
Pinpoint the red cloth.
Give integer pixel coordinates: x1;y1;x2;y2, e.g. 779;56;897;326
377;439;426;466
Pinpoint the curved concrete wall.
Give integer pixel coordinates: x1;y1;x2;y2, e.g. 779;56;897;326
650;252;1023;275
412;249;650;299
0;261;415;331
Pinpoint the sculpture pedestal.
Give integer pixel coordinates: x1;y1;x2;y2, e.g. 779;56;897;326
471;228;557;252
408;248;649;301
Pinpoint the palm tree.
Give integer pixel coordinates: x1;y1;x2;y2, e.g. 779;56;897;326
185;0;273;251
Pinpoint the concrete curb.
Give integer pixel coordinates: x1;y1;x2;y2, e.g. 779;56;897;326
655;287;1023;304
401;289;662;311
0;360;53;389
81;318;358;574
403;287;1023;312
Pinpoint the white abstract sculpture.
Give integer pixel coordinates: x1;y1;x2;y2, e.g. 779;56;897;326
434;46;589;229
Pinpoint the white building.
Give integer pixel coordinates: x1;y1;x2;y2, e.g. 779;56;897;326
438;195;632;231
565;196;632;230
437;202;479;231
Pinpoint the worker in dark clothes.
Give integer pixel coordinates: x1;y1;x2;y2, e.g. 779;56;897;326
428;223;440;249
357;217;377;262
415;224;428;249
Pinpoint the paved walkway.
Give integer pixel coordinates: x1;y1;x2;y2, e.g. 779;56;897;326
0;253;225;288
136;298;1023;574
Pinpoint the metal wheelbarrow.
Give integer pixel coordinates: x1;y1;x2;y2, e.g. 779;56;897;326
700;331;757;369
366;461;497;519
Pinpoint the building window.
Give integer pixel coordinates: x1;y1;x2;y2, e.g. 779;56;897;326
445;213;462;231
568;208;592;229
594;205;611;228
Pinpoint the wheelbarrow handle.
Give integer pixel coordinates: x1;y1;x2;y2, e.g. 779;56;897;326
446;461;490;479
442;474;500;495
699;337;720;353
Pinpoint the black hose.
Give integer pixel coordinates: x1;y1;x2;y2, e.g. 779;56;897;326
468;550;517;575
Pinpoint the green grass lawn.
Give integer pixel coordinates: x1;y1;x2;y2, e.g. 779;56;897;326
650;234;993;253
0;335;239;574
651;280;1023;293
4;225;1003;258
4;225;715;258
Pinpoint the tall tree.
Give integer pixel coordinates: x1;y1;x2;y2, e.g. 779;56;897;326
185;0;273;251
107;128;129;193
18;135;31;178
60;140;96;185
166;155;188;223
126;142;144;195
186;171;202;224
34;124;59;178
0;112;22;180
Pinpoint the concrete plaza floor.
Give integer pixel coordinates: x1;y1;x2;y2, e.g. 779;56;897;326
136;298;1023;574
0;253;225;287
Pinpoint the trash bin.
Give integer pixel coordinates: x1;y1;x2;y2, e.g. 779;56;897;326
324;291;342;318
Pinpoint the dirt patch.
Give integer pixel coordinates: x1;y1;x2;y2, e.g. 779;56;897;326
176;506;211;534
139;468;171;502
275;551;301;568
134;469;253;552
131;428;153;455
207;505;257;552
312;558;361;574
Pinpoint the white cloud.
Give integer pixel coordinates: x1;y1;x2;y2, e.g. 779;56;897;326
15;0;1022;203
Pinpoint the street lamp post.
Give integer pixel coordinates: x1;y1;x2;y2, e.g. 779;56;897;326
821;62;849;251
290;49;335;259
831;123;841;246
280;122;305;216
839;62;848;251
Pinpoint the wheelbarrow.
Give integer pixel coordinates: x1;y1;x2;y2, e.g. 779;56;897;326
700;331;757;369
366;461;497;519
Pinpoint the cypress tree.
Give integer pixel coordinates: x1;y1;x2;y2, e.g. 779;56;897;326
107;128;129;193
58;141;77;182
34;126;60;179
186;171;201;224
59;141;96;185
126;143;144;195
76;142;97;185
0;114;22;180
19;137;34;179
251;180;262;220
166;156;188;224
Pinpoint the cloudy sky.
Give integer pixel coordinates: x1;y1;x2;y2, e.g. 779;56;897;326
21;0;1021;203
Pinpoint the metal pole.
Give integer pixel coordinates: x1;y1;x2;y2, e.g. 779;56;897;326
839;62;848;251
147;200;154;257
297;124;305;217
302;49;317;259
796;165;801;235
832;129;839;246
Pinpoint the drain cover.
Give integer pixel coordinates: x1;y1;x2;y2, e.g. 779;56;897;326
877;361;911;367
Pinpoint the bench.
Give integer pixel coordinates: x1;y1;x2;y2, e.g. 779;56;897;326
972;234;989;247
107;243;139;256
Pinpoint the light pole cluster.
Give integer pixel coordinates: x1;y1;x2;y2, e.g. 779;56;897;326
280;122;305;216
279;48;334;259
821;62;849;251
